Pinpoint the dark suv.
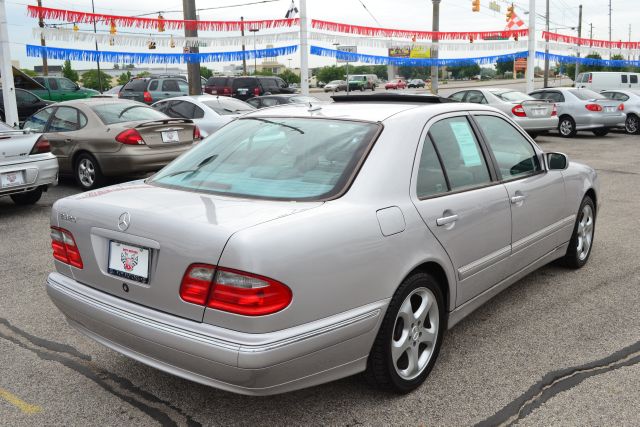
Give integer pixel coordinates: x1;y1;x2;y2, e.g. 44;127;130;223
119;77;189;105
204;76;296;100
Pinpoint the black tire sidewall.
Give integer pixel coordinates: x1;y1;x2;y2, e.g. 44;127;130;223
563;196;596;268
626;115;640;134
372;273;445;393
559;116;577;138
10;187;43;205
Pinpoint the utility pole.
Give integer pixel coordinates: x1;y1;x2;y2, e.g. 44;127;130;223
431;0;441;94
37;0;48;75
0;0;19;127
183;0;202;95
543;0;550;88
589;23;593;41
241;16;247;75
629;25;632;61
90;0;103;93
574;4;582;83
299;0;309;95
526;0;536;93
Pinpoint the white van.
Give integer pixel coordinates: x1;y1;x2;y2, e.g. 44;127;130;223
575;72;640;91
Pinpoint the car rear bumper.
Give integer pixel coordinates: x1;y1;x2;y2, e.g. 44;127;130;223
0;156;58;196
96;145;192;176
576;113;626;130
46;272;386;396
513;116;559;132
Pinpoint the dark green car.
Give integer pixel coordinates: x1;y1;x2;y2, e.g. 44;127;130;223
32;77;99;101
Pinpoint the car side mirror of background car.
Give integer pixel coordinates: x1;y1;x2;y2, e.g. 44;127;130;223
547;152;568;170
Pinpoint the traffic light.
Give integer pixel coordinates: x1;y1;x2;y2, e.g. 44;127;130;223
506;4;515;21
472;0;480;12
157;13;165;32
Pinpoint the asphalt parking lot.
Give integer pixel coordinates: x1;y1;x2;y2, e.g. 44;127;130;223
1;129;639;426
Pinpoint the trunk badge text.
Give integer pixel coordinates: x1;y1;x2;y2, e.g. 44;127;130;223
118;212;131;232
59;213;77;223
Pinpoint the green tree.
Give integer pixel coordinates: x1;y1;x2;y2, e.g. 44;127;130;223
125;63;135;69
279;69;300;84
200;66;213;79
563;53;605;79
81;69;112;91
113;64;120;70
62;60;79;82
117;71;132;86
20;68;38;77
397;66;431;80
255;69;274;76
496;59;514;76
447;63;481;79
480;67;496;79
136;71;151;78
317;65;344;83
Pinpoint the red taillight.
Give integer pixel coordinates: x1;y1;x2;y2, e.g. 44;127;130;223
143;91;153;103
115;129;145;145
179;264;292;316
588;74;592;83
193;125;201;141
512;104;527;117
585;103;603;112
180;264;215;305
30;135;50;154
618;103;625;111
50;227;83;269
551;104;558;116
218;87;232;96
253;87;261;96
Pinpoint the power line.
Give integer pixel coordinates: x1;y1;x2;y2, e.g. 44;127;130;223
355;0;381;27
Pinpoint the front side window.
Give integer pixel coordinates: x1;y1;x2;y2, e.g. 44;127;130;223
49;107;82;132
48;78;59;90
59;78;77;90
23;107;54;132
474;115;540;180
631;75;638;84
177;80;189;92
465;91;487;104
91;103;167;125
150;118;380;200
148;80;159;91
428;117;491;191
262;79;279;90
276;78;288;89
15;90;37;103
622;75;628;84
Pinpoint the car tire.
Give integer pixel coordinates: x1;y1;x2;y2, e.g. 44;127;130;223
558;116;577;138
75;152;104;191
592;128;609;137
560;196;596;269
0;111;4;123
625;114;640;134
365;272;445;393
528;132;539;140
10;187;43;205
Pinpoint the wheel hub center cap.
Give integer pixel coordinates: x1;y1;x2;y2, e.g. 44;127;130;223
411;326;419;342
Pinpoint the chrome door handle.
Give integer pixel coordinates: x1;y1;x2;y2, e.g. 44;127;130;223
436;214;459;226
511;195;526;204
64;139;73;143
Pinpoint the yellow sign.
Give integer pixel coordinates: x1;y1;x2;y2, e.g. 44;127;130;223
409;46;431;59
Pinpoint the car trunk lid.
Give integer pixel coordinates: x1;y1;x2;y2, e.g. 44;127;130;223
119;119;195;148
52;181;321;321
518;100;554;118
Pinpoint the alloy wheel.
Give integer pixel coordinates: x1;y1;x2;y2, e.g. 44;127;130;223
560;119;573;136
576;204;594;261
391;287;439;380
78;158;96;187
626;115;639;134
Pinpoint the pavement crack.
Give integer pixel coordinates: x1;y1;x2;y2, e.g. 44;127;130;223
475;340;640;427
0;318;201;427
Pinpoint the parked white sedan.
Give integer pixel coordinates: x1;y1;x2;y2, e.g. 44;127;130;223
0;122;58;205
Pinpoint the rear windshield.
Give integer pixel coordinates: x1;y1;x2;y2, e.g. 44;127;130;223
122;79;149;92
149;117;380;200
568;89;605;100
290;96;321;103
91;103;167;124
206;77;229;87
491;90;532;102
202;98;254;115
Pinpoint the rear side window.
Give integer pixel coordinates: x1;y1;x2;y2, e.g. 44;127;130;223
262;78;279;91
631;75;638;84
150;118;380;200
416;137;448;198
23;107;54;132
428;117;491;191
465;91;487;104
49;107;83;132
123;79;149;91
148;80;159;91
474;115;540;180
622;75;628;84
48;78;59;90
91;103;167;125
162;80;180;92
449;92;466;102
544;91;565;103
15;89;37;103
576;73;585;83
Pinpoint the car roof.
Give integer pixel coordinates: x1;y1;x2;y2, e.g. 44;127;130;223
243;99;496;122
52;98;147;107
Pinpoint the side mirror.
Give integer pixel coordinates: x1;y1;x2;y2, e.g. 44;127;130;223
75;84;80;91
546;152;568;170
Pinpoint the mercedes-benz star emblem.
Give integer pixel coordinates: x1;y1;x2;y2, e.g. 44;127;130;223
118;212;131;231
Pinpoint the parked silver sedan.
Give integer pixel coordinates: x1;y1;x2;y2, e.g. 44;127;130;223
600;89;640;134
0;122;58;205
46;95;599;396
152;95;255;138
448;88;558;137
529;88;625;137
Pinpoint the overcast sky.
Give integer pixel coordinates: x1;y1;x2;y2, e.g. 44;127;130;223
5;0;639;71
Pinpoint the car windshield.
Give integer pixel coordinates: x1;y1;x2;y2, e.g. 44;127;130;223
290;96;321;103
149;117;380;200
328;80;342;85
569;89;606;100
491;90;533;102
202;99;254;115
122;79;148;91
0;121;14;131
91;103;167;124
105;86;122;94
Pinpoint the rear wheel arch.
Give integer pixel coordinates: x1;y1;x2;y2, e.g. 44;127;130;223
403;261;451;318
585;188;597;211
72;149;100;170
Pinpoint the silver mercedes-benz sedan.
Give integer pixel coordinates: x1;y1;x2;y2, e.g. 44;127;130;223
46;94;599;396
0;122;58;205
448;88;558;138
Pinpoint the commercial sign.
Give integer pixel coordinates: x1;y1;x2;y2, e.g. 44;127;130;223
337;45;357;63
388;46;431;59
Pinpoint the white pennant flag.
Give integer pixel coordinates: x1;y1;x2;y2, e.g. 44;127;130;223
285;0;299;18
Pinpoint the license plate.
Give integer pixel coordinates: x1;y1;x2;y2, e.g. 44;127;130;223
532;108;547;116
108;241;151;284
605;106;616;113
237;88;249;95
1;171;25;188
161;130;180;143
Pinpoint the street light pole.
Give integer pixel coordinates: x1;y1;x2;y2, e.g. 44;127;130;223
574;5;582;83
543;0;550;88
90;0;103;93
299;0;310;95
332;42;339;66
249;28;259;74
430;0;441;94
241;16;247;76
183;0;202;95
526;0;536;94
37;0;48;76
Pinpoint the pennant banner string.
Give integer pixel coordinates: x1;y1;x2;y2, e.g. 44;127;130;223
27;5;299;31
26;44;299;64
544;31;640;50
537;51;640;67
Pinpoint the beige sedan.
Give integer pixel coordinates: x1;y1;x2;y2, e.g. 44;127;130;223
23;99;199;190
